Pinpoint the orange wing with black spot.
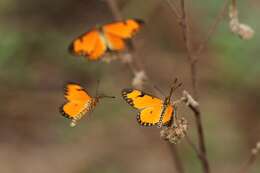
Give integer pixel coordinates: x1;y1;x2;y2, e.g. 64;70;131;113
60;83;93;127
69;19;144;60
121;88;173;126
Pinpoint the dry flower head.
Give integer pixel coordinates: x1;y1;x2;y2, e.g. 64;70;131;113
229;5;254;40
160;117;188;144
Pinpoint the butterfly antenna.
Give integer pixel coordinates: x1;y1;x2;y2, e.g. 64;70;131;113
168;79;183;100
98;94;116;99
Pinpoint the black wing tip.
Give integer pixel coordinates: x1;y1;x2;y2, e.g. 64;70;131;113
63;81;80;91
68;42;75;54
132;18;145;25
65;81;81;86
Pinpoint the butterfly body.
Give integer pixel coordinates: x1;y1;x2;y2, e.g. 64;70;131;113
122;89;174;127
69;97;99;127
69;19;144;60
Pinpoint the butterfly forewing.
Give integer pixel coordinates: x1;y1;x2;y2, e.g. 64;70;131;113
102;19;144;39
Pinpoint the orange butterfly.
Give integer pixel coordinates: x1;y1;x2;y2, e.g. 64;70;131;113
60;83;115;127
69;19;144;60
122;81;181;128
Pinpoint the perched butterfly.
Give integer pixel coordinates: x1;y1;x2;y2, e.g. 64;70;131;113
69;19;144;60
121;82;181;128
60;83;115;127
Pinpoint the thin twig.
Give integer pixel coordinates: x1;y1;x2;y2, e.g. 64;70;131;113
178;0;211;168
232;0;236;8
185;135;201;159
179;0;198;98
105;0;122;20
168;144;185;173
165;0;182;20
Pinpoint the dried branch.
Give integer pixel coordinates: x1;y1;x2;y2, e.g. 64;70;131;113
105;0;122;20
165;0;181;20
176;1;210;172
168;144;185;173
185;134;201;159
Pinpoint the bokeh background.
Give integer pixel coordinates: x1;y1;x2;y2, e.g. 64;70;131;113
0;0;259;173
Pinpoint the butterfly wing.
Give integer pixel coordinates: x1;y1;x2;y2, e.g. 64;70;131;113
122;88;172;126
60;83;93;124
161;105;174;126
103;19;144;39
69;29;107;60
69;19;143;60
102;19;144;51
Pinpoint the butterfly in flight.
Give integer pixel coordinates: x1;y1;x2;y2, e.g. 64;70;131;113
60;83;115;127
69;19;144;60
121;81;182;128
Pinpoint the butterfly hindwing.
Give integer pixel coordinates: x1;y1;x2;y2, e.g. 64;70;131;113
69;30;107;60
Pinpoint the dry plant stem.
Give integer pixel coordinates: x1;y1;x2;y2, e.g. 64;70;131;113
106;0;122;20
179;1;210;172
165;0;181;19
185;135;201;159
179;0;197;98
168;144;185;173
232;0;236;8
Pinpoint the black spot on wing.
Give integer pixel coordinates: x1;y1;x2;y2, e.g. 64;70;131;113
138;92;146;97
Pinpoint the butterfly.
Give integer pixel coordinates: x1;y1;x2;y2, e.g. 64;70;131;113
121;82;181;128
69;19;144;60
60;83;115;127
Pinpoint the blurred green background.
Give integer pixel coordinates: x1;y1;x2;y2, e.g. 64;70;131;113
0;0;259;173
